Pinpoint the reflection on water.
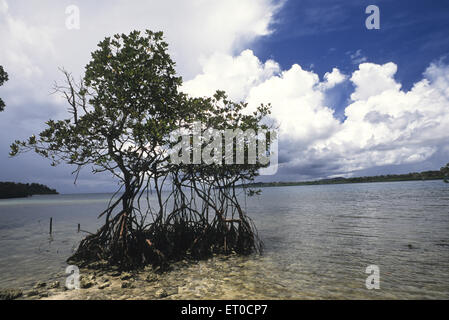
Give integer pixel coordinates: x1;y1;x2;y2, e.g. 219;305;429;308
0;181;448;299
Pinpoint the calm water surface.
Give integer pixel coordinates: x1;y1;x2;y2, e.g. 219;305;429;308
0;181;448;299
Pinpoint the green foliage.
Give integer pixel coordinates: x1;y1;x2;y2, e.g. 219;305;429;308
0;65;8;112
170;90;274;179
10;30;190;178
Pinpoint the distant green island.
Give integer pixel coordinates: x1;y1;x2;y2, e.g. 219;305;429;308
0;182;58;199
241;170;446;189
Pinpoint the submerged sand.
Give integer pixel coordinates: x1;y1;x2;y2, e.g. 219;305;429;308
24;254;298;300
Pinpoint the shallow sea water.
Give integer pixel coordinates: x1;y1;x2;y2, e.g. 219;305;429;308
1;181;448;299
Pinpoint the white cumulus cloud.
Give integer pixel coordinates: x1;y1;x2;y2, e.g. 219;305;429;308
308;61;449;173
184;50;449;178
182;49;280;101
350;62;401;101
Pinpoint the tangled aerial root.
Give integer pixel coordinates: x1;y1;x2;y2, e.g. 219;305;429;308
68;209;262;271
68;165;264;271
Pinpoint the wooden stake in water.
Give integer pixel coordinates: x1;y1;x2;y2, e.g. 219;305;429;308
49;217;53;235
77;223;80;233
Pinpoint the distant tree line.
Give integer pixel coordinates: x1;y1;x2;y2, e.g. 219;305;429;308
0;182;58;199
240;169;447;188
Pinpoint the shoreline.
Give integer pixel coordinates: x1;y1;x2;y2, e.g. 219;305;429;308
26;259;209;300
4;254;283;300
239;169;446;189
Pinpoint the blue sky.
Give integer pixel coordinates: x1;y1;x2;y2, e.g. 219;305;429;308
256;0;449;86
254;0;449;114
0;0;449;193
